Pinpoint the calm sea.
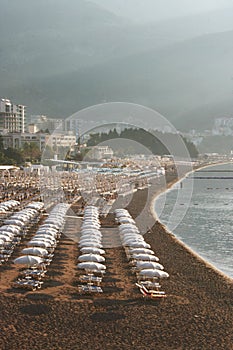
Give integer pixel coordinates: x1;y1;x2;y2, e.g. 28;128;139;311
154;163;233;278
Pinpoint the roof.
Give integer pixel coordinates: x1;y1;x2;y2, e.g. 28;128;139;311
0;165;20;171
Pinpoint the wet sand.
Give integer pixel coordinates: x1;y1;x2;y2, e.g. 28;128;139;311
0;173;232;350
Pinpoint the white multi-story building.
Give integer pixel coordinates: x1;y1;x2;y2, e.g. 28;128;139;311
0;98;26;133
213;117;233;136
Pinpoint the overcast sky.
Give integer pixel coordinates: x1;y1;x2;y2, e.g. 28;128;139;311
91;0;233;22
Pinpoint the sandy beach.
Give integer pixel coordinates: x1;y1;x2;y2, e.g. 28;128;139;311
0;172;232;350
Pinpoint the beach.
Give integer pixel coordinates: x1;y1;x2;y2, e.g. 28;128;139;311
0;172;233;350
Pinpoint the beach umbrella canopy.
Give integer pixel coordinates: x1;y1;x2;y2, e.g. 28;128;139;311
14;255;44;266
132;254;159;262
79;236;101;243
0;225;20;234
127;242;151;249
79;241;103;248
78;254;105;263
0;235;12;242
0;239;5;245
4;219;25;227
77;261;106;271
80;247;105;255
80;229;102;236
138;269;169;278
22;247;49;257
32;237;56;244
27;240;52;248
129;248;155;255
0;231;15;238
135;261;164;271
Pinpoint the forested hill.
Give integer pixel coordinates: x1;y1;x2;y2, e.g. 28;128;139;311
87;128;198;158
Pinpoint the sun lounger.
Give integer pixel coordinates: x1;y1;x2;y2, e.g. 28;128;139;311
139;281;161;290
136;283;166;299
77;284;103;294
13;279;44;291
79;275;102;286
19;269;47;280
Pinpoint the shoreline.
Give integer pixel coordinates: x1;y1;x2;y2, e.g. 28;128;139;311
150;163;233;283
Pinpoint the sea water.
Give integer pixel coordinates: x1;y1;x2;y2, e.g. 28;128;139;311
154;163;233;278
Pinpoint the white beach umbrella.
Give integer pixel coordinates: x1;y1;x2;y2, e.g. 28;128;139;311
135;261;164;271
22;247;49;257
127;242;151;249
0;231;15;238
80;229;102;236
80;247;105;255
129;248;155;255
4;219;25;227
132;254;159;262
0;225;20;234
80;236;102;242
77;261;106;271
0;235;12;242
78;254;105;263
138;269;169;279
78;241;103;248
14;255;44;267
119;225;140;233
27;240;52;248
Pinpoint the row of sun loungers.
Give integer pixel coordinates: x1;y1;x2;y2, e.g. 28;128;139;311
115;208;169;300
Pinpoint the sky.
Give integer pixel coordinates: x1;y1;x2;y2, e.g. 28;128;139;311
91;0;233;22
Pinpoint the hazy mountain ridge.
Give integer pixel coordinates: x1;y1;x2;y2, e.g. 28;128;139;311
5;29;232;130
0;1;233;130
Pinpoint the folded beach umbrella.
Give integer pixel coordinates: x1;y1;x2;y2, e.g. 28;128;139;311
132;254;159;262
78;254;105;263
14;255;44;267
138;269;169;279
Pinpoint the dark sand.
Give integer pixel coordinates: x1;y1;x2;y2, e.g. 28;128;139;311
0;174;232;350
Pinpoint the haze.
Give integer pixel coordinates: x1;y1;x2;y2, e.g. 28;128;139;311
92;0;233;22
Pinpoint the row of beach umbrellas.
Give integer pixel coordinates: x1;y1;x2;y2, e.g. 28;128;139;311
0;200;20;216
0;201;44;248
0;201;44;264
77;206;106;275
115;208;169;281
14;203;70;268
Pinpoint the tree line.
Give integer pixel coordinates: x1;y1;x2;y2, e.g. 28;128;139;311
87;128;198;158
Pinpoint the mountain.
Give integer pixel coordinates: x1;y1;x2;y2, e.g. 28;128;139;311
0;2;233;130
4;30;233;131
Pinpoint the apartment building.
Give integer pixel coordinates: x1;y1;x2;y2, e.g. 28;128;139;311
0;98;26;133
